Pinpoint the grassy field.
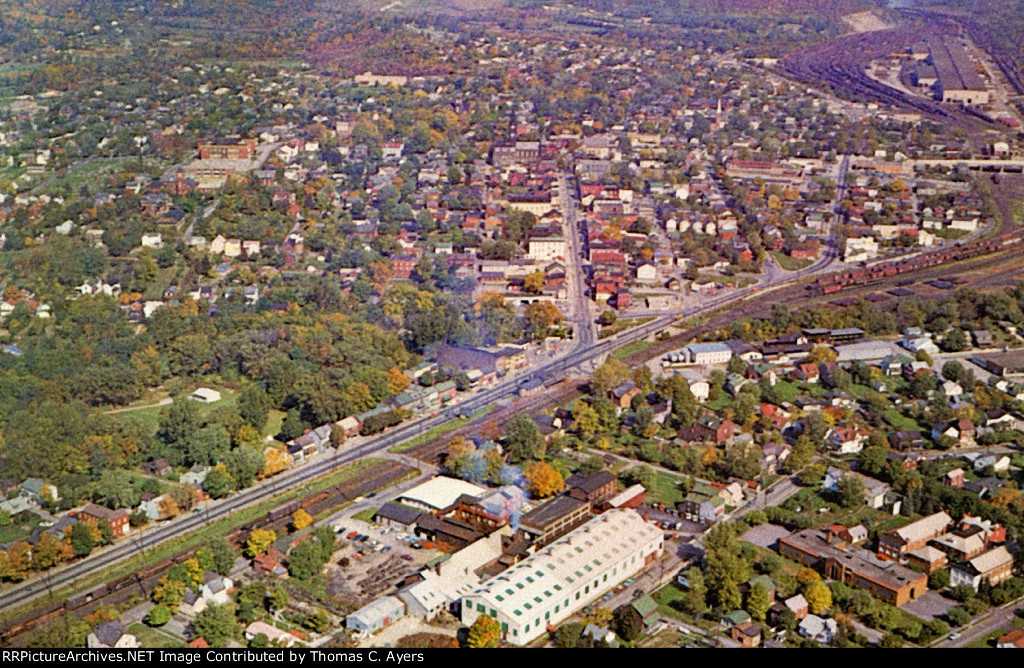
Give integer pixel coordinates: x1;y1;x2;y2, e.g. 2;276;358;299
645;469;689;507
611;339;654;360
110;387;240;436
0;513;43;544
388;403;497;453
0;458;411;628
771;251;813;271
883;409;921;431
128;623;186;648
352;509;376;523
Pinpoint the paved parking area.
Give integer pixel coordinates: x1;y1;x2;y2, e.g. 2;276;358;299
902;590;958;621
739;524;791;550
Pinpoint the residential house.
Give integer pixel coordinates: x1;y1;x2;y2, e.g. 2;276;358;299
87;621;139;649
949;546;1014;591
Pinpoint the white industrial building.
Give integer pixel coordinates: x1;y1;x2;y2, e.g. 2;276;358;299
346;596;405;635
683;342;732;365
395;476;487;512
460;509;663;646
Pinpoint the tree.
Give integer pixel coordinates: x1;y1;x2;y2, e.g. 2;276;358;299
807;346;837;364
804;580;832;614
466;615;501;648
69;523;95;557
746;582;771;622
590;359;629;396
245;528;277;558
203;464;236;499
193;603;242;647
798;464;826;486
145;605;172;627
524;462;564;498
153;577;187;609
837;475;866;509
503;415;542;463
571;401;600;439
880;633;904;648
554;622;584;648
238;383;271;430
946;607;971;627
292;509;313;531
928;568;950;590
613;605;644;641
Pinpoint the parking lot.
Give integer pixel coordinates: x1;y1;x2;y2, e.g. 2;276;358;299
323;517;442;605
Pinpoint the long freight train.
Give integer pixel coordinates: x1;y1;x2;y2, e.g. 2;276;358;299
810;232;1024;296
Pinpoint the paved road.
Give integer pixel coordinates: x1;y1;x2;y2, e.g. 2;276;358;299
936;603;1019;648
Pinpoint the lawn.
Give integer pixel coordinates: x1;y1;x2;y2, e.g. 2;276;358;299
883;409;921;431
768;381;800;404
352;509;376;523
652;582;690;621
771;251;813;271
645;469;690;507
389;403;497;453
110;387;240;436
611;340;654;360
0;513;43;544
128;623;186;648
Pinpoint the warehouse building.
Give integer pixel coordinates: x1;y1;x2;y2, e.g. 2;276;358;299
395;476;487;513
460;509;663;646
518;495;591;547
928;36;990;106
345;596;405;635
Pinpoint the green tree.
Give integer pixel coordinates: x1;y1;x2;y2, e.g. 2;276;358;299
746;582;771;622
203;464;237;499
69;523;95;557
145;605;172;627
238;383;271;430
613;605;644;641
503;415;542;463
837;475;866;509
193;603;242;647
571;401;600;438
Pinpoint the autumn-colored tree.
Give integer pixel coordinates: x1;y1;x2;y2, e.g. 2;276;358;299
523;270;545;295
803;579;832;614
466;615;501;648
387;367;411;394
796;567;821;586
292;509;313;531
806;346;837;365
261;445;291;478
246;528;278;558
30;533;71;571
153;577;186;609
524;462;564;498
1;543;30;581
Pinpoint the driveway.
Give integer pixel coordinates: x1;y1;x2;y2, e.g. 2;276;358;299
901;590;957;621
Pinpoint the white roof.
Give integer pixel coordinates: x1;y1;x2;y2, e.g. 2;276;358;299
245;621;292;644
966;546;1013;574
892;511;952;544
397;476;486;511
190;387;222;401
420;532;506;603
686;342;731;354
347;596;405;626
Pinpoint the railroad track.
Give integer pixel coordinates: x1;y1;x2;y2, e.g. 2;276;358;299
0;460;416;646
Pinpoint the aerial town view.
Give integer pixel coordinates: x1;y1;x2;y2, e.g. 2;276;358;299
2;0;1024;655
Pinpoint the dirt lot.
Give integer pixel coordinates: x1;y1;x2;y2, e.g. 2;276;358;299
325;518;441;605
